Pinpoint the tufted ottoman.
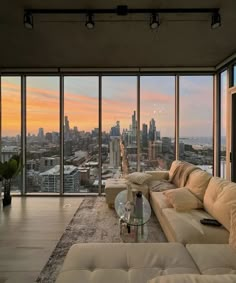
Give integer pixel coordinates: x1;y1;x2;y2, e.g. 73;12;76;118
55;243;200;283
105;178;128;208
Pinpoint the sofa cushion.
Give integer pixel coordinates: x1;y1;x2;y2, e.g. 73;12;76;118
169;161;198;188
161;208;229;244
126;172;152;185
168;160;183;179
147;274;236;283
149;180;176;192
55;243;199;283
163;188;203;212
204;177;236;231
150;192;173;215
145;171;169;181
229;204;236;251
186;244;236;274
185;169;212;201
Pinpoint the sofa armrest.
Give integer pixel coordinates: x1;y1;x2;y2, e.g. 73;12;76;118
145;171;169;181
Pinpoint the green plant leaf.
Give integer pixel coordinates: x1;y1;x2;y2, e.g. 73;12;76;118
0;155;21;180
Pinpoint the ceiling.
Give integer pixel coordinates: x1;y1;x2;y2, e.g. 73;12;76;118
0;0;236;69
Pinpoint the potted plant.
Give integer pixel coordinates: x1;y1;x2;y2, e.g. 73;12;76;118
0;154;21;206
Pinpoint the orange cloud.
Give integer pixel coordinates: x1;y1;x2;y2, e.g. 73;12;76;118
1;77;214;137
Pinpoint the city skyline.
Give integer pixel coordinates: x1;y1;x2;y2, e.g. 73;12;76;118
1;75;214;137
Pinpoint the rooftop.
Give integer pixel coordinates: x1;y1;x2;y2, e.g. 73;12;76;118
40;165;78;175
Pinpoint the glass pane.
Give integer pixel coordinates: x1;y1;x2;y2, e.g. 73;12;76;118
140;76;175;171
179;76;213;174
220;71;227;178
102;76;137;184
64;77;98;193
1;77;21;193
26;77;60;193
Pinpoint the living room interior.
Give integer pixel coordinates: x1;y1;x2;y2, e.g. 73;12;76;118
0;0;236;283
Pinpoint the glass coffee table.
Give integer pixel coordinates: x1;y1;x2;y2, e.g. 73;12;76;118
114;190;151;242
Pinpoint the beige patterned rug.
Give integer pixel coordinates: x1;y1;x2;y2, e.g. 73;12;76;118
36;196;167;283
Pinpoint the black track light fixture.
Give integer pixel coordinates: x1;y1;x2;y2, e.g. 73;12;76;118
23;7;221;30
24;12;33;29
85;14;95;29
211;12;221;29
150;13;160;30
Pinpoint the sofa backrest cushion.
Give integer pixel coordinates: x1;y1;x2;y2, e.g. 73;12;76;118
204;177;236;231
147;274;236;283
229;204;236;251
168;160;183;179
185;169;212;201
169;161;198;187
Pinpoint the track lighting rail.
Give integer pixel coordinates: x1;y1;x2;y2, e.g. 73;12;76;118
24;7;219;16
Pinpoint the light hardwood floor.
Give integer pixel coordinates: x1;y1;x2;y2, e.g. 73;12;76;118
0;197;83;283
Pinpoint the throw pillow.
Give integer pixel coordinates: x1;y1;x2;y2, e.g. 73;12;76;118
149;180;176;192
229;204;236;251
185;169;212;201
125;172;152;185
163;187;203;212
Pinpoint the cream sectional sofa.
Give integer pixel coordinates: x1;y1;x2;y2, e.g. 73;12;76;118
56;160;236;283
149;160;236;245
56;243;236;283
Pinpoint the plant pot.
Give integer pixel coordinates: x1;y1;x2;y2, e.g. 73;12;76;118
2;194;12;206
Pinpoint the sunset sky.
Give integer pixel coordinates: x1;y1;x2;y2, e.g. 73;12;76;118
1;75;215;137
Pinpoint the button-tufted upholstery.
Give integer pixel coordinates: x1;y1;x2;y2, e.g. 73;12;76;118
55;243;200;283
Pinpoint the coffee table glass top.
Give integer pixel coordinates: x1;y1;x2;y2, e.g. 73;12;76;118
114;190;151;226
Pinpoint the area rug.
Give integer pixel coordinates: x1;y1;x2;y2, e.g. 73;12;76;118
36;197;167;283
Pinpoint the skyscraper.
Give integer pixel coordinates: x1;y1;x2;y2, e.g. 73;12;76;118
148;140;162;160
109;137;121;168
162;137;172;153
131;111;137;144
142;123;148;148
110;121;120;137
38;128;44;142
64;116;71;140
149;118;156;142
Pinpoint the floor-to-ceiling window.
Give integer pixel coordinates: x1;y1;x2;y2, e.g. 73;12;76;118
220;71;227;178
0;72;222;195
64;77;99;193
26;77;60;193
179;76;213;173
140;76;175;171
1;77;21;193
102;76;137;185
